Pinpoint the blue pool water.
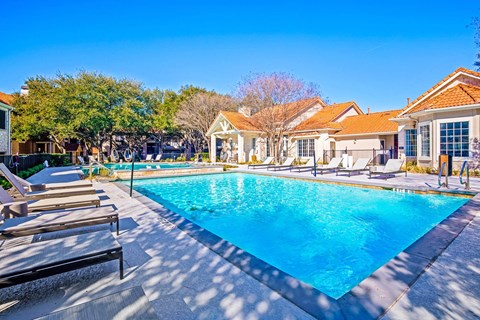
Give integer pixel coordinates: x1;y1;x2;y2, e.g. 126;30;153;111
129;173;468;298
105;162;192;171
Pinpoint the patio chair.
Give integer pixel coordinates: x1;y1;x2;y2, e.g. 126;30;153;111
0;230;123;289
0;187;100;213
247;156;274;169
77;156;85;165
144;154;153;162
154;154;162;162
314;157;344;175
368;159;407;179
290;158;316;172
0;206;119;239
0;164;96;200
337;158;371;177
267;157;295;171
37;287;158;320
13;172;92;191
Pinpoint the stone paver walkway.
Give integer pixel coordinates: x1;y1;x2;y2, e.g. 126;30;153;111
0;166;478;319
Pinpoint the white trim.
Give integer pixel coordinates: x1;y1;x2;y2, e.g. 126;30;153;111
417;121;431;161
334;131;397;138
436;116;472;160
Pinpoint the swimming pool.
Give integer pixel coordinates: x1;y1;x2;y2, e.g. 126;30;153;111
128;173;468;298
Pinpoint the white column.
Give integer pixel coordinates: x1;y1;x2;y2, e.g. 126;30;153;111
210;134;217;163
238;134;245;163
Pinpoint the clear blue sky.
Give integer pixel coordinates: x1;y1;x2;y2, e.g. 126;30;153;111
1;0;479;111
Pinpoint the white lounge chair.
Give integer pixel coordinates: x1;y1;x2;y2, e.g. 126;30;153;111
267;157;295;171
248;156;274;169
337;158;371;177
314;157;344;175
154;154;162;162
0;164;96;200
77;156;85;165
369;159;406;179
290;158;316;172
13;173;92;191
144;154;153;162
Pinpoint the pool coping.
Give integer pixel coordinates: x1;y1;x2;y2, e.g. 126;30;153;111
114;173;479;320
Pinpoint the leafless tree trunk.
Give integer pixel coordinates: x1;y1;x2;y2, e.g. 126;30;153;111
176;93;237;155
236;72;323;163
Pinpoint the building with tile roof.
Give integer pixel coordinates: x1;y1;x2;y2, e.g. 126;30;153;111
392;67;480;168
0;91;13;154
207;67;480;169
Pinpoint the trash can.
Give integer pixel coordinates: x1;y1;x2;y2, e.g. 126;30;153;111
439;154;452;176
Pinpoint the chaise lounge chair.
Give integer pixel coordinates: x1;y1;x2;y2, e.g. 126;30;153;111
313;157;343;175
368;159;407;179
144;154;153;162
0;206;119;238
267;157;296;171
337;158;371;177
248;156;274;169
290;158;316;172
0;230;123;289
154;154;162;162
0;164;96;200
0;187;100;213
12;172;92;191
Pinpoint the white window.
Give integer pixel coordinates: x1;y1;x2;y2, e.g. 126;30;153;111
420;125;430;157
405;129;417;157
297;139;315;157
440;121;469;157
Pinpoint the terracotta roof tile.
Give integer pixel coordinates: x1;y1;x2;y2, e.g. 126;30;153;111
402;67;480;113
220;111;258;131
403;83;480;115
294;102;360;131
0;91;13;106
336;109;401;135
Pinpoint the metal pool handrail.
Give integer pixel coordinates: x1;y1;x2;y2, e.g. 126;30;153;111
460;160;470;190
88;160;116;180
438;162;448;188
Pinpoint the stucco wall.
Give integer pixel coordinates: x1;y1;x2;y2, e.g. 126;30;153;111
398;108;480;168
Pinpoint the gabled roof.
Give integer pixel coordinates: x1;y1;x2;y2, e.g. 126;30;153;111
401;83;480;115
220;111;258;131
208;97;326;135
0;92;13;106
399;67;480;117
336;109;401;136
294;101;361;131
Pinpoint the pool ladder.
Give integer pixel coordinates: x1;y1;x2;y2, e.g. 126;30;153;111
438;160;470;190
460;160;470;190
88;160;117;180
438;162;448;188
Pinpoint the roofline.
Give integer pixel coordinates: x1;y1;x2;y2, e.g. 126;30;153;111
399;69;480;117
0;102;13;110
392;103;480;121
206;111;242;136
334;131;398;137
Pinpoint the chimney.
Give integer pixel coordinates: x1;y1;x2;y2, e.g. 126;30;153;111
367;107;370;115
407;97;410;105
20;85;29;96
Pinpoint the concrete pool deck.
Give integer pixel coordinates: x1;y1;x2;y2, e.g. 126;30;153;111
0;166;478;319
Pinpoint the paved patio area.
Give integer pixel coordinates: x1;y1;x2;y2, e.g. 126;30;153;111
0;166;478;319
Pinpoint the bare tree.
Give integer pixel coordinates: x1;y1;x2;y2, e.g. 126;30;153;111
236;72;322;162
176;93;237;155
474;18;480;71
